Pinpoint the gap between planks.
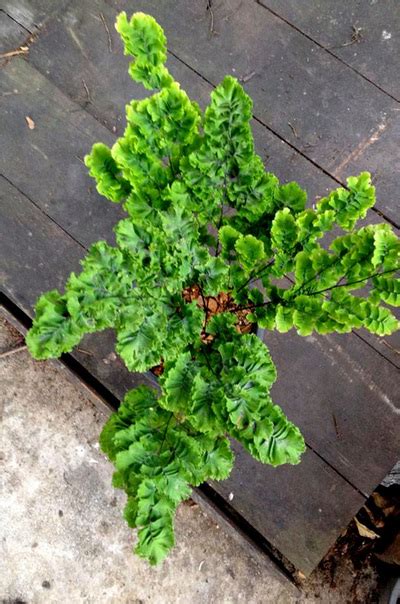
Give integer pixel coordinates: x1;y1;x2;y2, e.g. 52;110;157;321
166;48;399;230
5;1;397;230
254;0;400;106
0;8;34;35
0;173;87;253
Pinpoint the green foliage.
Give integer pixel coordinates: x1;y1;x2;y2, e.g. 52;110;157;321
26;12;399;565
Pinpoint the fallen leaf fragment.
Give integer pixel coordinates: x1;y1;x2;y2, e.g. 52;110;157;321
25;116;35;130
0;45;28;59
354;517;380;539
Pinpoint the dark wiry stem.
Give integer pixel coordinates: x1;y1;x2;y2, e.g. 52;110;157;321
157;413;174;455
200;346;218;376
235;259;275;294
304;265;399;297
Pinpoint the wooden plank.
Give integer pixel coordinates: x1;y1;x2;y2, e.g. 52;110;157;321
107;0;400;227
259;0;400;102
0;58;124;248
354;330;400;371
1;0;70;32
0;177;365;573
0;10;28;54
211;443;364;575
264;328;400;494
26;0;334;201
0;175;154;396
1;36;399;492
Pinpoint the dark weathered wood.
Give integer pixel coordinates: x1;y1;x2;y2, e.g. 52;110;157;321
1;3;399;572
0;58;124;248
0;176;366;574
106;0;400;227
0;175;154;396
259;0;400;102
27;0;334;202
211;443;364;575
0;10;28;54
25;0;400;371
1;0;70;32
354;330;400;371
1;16;399;491
264;328;400;494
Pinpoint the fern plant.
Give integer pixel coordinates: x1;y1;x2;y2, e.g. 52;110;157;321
26;12;400;565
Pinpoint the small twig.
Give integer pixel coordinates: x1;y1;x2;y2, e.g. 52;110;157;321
0;46;29;59
329;25;363;50
75;155;85;165
99;12;112;52
63;471;72;486
0;345;27;359
371;170;380;185
239;71;256;84
301;142;317;152
206;0;217;38
82;79;92;105
77;347;93;356
343;25;363;47
381;340;400;356
0;32;36;64
288;121;298;138
332;413;340;439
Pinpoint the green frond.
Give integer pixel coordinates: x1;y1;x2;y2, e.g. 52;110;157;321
201;436;234;481
116;12;173;90
275;182;307;213
188;373;224;435
235;234;266;271
116;310;167;372
372;225;400;268
372;276;400;306
247;402;306;467
317;172;375;230
160;352;197;413
85;143;131;202
26;290;83;359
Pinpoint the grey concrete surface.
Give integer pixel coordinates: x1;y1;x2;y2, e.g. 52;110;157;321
0;315;298;604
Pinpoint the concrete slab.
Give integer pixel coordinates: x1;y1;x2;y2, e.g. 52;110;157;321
0;317;298;604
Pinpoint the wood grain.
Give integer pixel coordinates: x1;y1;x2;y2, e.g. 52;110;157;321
259;0;400;102
106;0;400;227
0;10;29;54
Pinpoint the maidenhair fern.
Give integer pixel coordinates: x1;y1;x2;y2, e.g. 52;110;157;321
26;12;400;565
